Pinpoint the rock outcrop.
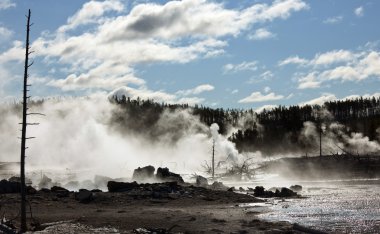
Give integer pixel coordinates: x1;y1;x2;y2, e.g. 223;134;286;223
156;167;184;183
132;165;155;182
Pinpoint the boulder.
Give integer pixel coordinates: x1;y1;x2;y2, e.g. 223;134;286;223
253;186;275;197
75;189;93;203
0;179;20;194
253;186;265;197
39;188;51;193
290;185;302;192
156;167;184;183
91;189;102;192
51;186;70;198
50;186;69;192
8;176;32;185
195;175;208;187
210;181;228;190
132;165;155;182
276;187;297;197
253;186;297;198
0;180;36;194
107;181;139;192
27;186;37;195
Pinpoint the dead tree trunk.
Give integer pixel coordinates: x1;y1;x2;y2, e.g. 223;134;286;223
212;140;215;179
20;9;32;233
319;123;322;157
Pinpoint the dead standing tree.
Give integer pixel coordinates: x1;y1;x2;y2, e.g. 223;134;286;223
20;9;36;233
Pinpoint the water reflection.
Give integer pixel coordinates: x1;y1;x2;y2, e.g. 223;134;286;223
251;179;380;233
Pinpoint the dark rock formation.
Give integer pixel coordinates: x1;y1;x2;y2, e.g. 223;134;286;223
75;189;93;203
253;186;298;198
195;175;208;187
107;181;139;192
290;185;302;192
210;181;228;190
0;179;20;194
0;179;35;194
276;187;297;197
156;167;184;183
132;165;155;182
51;186;70;198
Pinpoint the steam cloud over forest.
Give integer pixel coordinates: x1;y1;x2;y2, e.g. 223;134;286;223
1;94;380;185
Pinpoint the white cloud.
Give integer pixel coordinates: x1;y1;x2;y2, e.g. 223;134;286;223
354;6;364;17
238;91;284;103
223;61;258;73
109;85;206;105
260;70;274;80
280;50;354;67
58;0;124;33
300;93;380;106
0;0;15;10
48;61;145;91
300;94;337;106
231;89;239;94
109;86;175;102
255;104;277;113
0;26;13;40
264;86;271;93
0;40;23;63
320;66;362;81
104;0;308;41
176;84;214;96
323;15;343;24
311;50;354;66
248;28;276;40
0;65;11;97
319;51;380;82
343;93;380;100
48;73;145;91
278;55;308;66
285;48;380;89
177;97;205;105
0;0;308;95
297;73;321;89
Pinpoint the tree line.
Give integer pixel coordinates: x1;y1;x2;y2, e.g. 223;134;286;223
111;95;380;155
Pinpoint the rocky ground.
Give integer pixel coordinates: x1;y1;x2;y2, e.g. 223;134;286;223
0;181;325;234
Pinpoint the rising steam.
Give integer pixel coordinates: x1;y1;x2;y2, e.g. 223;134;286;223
0;94;243;187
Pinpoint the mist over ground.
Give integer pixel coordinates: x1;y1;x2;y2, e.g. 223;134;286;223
1;94;380;186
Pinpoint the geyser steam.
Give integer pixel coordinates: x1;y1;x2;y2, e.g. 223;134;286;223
0;94;243;186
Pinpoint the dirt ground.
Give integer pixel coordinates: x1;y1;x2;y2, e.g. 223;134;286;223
1;189;311;233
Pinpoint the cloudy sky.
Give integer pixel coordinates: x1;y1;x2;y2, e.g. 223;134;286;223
0;0;379;109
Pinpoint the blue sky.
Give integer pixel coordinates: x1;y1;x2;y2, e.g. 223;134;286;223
0;0;380;110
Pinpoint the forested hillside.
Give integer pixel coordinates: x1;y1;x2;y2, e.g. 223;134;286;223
110;95;380;156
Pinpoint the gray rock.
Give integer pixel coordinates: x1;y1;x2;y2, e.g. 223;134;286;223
75;189;93;203
132;165;155;182
210;181;228;190
290;185;302;192
107;181;139;192
156;167;184;183
195;175;208;187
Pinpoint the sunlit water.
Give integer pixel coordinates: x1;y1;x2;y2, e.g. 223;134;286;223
229;178;380;233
